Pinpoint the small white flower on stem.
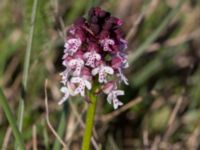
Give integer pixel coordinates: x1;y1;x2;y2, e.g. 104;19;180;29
119;38;128;50
71;77;91;96
84;51;101;68
60;69;70;85
118;69;129;85
100;38;115;52
58;82;76;105
68;58;84;76
92;65;114;83
116;52;129;69
122;58;129;68
64;38;82;56
107;90;124;109
58;87;70;105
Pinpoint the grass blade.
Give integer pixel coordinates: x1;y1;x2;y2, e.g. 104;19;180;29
52;103;68;150
23;0;38;90
0;88;25;150
15;0;38;149
128;0;186;64
17;0;38;131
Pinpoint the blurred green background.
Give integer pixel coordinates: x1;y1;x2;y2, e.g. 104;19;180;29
0;0;200;149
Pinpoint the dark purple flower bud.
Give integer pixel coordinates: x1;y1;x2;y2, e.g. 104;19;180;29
99;11;110;18
102;81;115;94
74;17;86;26
81;67;92;80
88;7;95;17
87;43;100;52
114;28;125;39
99;30;110;39
103;21;113;30
93;7;102;16
111;57;122;69
75;28;86;41
116;18;123;26
91;16;99;24
90;23;100;35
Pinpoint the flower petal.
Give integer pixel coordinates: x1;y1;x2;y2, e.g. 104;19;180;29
113;101;118;109
59;87;70;105
98;72;106;83
80;88;85;96
102;82;115;94
95;53;101;60
84;80;92;90
115;90;124;96
71;77;81;83
113;99;123;109
64;42;69;50
83;52;91;59
64;38;82;55
107;94;112;104
58;98;67;105
104;66;114;74
118;69;129;85
74;83;85;96
60;87;68;93
91;67;100;76
100;39;115;51
68;59;77;67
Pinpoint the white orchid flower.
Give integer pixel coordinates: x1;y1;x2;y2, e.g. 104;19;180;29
71;77;92;96
84;51;101;68
100;38;115;52
107;90;124;109
64;38;82;56
68;58;84;76
92;65;114;83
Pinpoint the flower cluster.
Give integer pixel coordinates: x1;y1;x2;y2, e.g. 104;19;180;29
59;7;129;109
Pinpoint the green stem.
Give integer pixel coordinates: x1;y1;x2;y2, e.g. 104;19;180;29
81;89;97;150
0;88;25;150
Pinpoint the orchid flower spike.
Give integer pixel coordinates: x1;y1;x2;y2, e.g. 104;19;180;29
60;7;129;109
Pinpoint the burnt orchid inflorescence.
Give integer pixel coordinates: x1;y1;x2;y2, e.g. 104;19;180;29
59;7;129;109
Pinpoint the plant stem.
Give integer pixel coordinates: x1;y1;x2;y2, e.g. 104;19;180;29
0;88;25;150
81;89;97;150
